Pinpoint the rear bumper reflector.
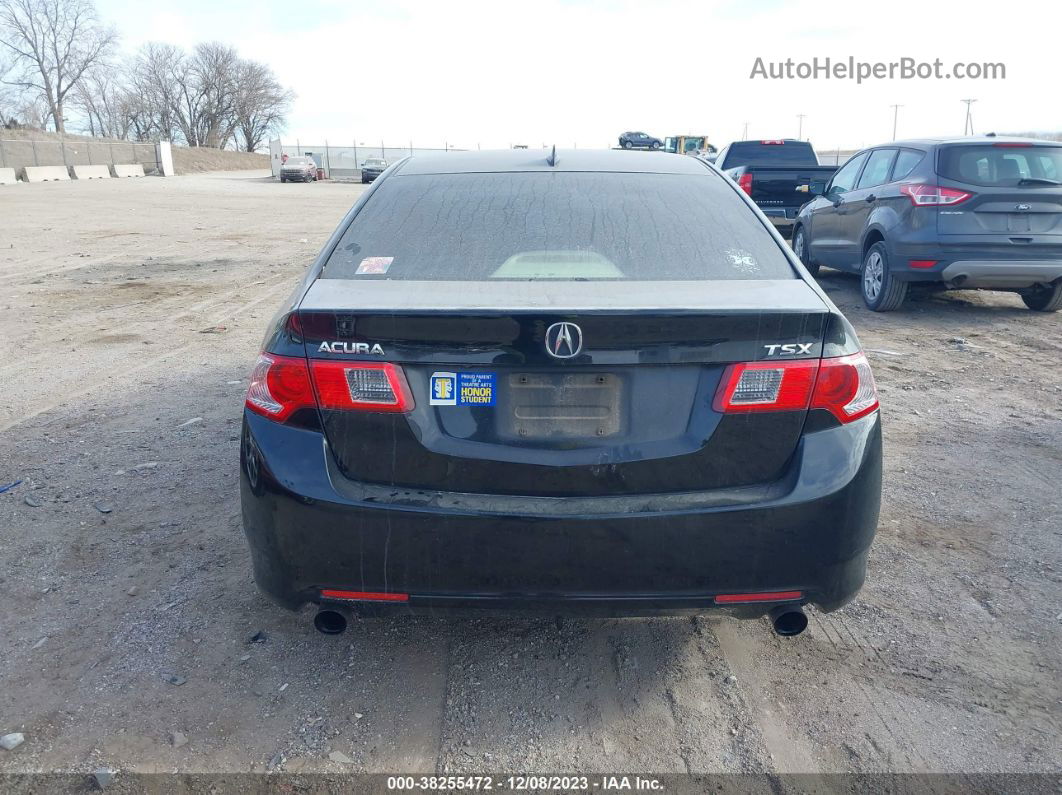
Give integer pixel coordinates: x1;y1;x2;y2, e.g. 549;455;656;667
320;589;410;603
714;590;803;604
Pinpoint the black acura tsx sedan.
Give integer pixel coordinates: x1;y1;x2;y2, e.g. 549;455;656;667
240;148;882;637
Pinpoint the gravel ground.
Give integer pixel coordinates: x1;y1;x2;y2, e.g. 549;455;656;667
0;171;1059;776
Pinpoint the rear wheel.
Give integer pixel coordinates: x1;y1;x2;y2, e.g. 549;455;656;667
792;226;819;278
861;242;907;312
1021;282;1062;312
651;141;661;150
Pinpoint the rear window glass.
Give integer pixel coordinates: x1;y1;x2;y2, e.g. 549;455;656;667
721;142;818;168
322;172;795;281
938;145;1062;186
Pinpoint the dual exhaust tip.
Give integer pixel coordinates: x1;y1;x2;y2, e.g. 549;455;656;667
313;604;808;637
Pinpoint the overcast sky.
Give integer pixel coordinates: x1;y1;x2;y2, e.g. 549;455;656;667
95;0;1057;151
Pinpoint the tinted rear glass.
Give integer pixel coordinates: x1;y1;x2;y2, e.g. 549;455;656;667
721;142;818;168
322;172;794;281
938;145;1062;186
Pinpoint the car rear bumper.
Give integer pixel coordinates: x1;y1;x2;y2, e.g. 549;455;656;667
240;410;882;618
761;208;798;235
938;260;1062;288
889;237;1062;287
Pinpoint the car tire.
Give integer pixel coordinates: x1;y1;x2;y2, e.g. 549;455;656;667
651;141;661;150
1021;282;1062;312
622;141;632;149
860;241;907;312
792;226;820;278
280;177;287;183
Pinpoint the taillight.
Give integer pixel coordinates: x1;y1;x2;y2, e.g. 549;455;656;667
899;184;973;206
309;360;414;413
737;172;753;196
245;354;316;422
245;355;414;422
810;353;879;423
715;353;878;424
714;359;818;413
909;259;938;269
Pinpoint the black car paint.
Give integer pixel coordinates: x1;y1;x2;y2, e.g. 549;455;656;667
242;150;881;619
717;140;837;235
794;137;1062;302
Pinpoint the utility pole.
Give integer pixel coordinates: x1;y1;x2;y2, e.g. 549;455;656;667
796;114;806;140
890;104;902;141
742;121;749;140
961;99;977;136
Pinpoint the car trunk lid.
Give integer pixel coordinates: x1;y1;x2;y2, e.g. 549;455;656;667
297;279;829;497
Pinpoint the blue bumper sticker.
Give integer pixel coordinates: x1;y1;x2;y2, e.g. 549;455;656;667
430;372;496;406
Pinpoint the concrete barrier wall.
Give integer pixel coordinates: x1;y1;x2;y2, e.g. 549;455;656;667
0;138;160;175
112;163;145;178
23;166;71;182
0;167;16;185
71;164;111;179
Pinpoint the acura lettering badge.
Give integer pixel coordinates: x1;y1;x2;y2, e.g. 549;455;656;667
545;322;583;359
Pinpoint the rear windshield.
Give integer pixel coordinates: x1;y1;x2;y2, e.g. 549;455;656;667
937;145;1062;187
721;142;819;168
322;171;794;281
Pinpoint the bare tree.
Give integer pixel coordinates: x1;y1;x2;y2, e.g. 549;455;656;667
69;64;131;138
128;42;184;142
232;59;289;152
189;42;238;147
0;0;116;132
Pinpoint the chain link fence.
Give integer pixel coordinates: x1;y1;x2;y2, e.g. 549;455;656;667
0;138;161;174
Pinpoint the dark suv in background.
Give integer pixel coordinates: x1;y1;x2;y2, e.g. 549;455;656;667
619;132;662;150
792;137;1062;312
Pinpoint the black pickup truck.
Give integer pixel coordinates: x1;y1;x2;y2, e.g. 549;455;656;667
717;140;837;237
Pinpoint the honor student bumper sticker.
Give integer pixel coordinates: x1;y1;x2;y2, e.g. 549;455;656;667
430;372;496;406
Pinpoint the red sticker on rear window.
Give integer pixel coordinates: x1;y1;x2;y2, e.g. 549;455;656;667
356;256;393;275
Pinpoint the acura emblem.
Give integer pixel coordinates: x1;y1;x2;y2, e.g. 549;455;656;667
545;322;583;359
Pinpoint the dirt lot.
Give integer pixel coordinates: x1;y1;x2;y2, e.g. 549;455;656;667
0;171;1059;777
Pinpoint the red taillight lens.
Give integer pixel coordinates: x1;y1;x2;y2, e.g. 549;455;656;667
810;352;879;423
909;259;938;269
899;184;973;206
714;360;818;413
309;360;414;413
715;353;878;424
245;354;315;422
737;172;753;196
245;355;415;422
